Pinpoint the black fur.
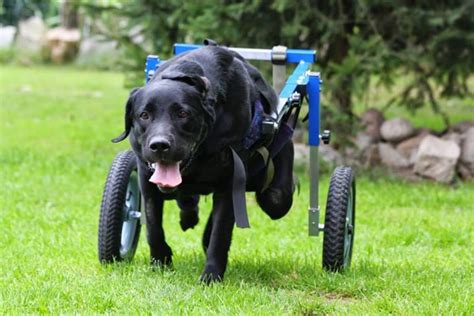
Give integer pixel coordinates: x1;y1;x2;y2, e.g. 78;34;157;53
114;46;294;282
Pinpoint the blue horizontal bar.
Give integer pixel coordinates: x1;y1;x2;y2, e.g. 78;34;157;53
173;43;316;63
174;44;201;55
286;49;316;63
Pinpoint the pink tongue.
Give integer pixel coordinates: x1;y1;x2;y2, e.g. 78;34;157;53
149;162;182;187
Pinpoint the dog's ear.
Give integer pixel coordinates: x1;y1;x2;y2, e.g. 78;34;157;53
162;72;209;96
112;88;140;143
162;72;215;126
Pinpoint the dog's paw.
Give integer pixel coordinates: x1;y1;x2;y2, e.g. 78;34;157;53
150;245;173;268
199;270;223;284
179;209;199;231
150;255;173;269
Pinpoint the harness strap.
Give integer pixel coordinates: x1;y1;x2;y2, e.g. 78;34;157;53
255;147;274;192
230;147;250;228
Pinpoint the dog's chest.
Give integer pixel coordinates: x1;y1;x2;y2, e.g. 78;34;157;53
179;151;233;194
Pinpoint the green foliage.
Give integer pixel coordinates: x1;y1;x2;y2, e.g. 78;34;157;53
79;0;473;139
1;65;474;313
0;0;57;25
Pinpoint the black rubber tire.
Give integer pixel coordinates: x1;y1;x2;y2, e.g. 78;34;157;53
98;150;141;263
322;166;356;272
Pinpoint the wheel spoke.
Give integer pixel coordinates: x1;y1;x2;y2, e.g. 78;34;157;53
119;170;141;259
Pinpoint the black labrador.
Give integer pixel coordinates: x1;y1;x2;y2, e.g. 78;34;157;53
113;45;295;283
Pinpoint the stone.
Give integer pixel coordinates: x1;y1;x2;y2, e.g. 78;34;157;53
292;127;305;143
0;26;16;49
293;143;343;167
396;132;430;164
458;163;472;180
293;143;309;164
363;144;380;167
378;143;411;168
360;108;385;141
46;27;81;63
320;145;343;166
76;35;120;67
354;132;375;151
380;118;415;143
15;16;47;53
413;135;461;183
458;127;474;178
442;132;462;146
450;120;474;134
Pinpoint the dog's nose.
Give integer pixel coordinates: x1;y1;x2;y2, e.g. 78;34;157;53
149;137;171;153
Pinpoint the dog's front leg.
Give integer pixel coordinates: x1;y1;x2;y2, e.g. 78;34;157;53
137;161;173;266
200;190;235;283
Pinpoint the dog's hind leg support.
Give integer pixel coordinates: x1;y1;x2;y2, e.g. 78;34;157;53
256;140;295;220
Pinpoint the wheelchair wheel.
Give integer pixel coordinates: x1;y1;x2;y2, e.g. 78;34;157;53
322;166;355;272
98;150;142;263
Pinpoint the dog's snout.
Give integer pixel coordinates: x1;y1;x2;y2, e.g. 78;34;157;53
149;137;171;153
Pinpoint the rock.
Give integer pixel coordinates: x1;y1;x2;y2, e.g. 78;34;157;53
293;143;343;167
15;16;47;53
321;145;343;166
293;143;309;164
378;143;411;168
354;132;375;151
450;120;474;134
458;163;472;180
413;135;461;183
292;127;305;143
46;27;81;63
380;118;415;143
396;131;430;164
76;35;120;67
360;108;385;141
0;26;16;49
363;144;380;167
442;132;462;146
458;127;474;179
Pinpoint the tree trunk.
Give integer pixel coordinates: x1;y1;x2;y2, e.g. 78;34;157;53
325;0;356;146
60;1;79;29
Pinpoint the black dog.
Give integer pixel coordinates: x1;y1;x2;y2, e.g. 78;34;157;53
113;45;295;282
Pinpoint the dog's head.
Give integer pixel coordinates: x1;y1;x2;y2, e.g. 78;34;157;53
113;71;214;192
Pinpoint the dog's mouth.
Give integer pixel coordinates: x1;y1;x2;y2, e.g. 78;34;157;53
148;161;182;192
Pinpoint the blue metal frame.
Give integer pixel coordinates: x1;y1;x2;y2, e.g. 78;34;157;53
307;73;321;147
143;44;322;236
145;55;161;84
173;43;316;64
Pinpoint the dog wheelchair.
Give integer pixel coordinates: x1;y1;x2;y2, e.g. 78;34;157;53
98;43;356;272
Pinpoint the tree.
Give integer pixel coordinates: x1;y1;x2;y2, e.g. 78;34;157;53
81;0;473;145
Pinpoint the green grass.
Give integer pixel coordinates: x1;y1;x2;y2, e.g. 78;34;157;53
1;65;473;314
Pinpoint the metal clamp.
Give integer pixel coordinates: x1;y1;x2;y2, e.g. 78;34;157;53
262;118;278;135
271;45;287;65
320;130;331;144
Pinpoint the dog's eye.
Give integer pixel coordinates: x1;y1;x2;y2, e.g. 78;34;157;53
177;110;189;119
139;111;150;120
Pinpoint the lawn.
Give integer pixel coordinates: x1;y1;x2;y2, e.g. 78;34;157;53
0;65;473;314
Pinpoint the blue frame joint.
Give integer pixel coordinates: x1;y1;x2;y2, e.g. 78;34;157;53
308;72;321;146
145;55;160;84
279;61;311;100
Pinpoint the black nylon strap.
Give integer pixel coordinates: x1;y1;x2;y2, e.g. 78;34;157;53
230;147;250;228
